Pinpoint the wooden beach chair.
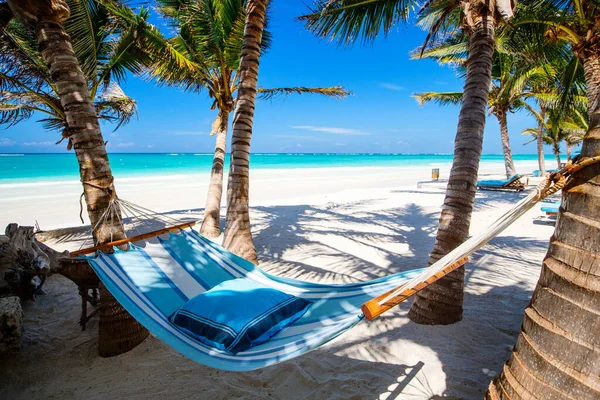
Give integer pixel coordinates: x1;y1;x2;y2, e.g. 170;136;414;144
476;174;525;192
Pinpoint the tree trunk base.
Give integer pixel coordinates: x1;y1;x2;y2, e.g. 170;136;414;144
407;267;464;325
98;284;148;357
199;220;221;239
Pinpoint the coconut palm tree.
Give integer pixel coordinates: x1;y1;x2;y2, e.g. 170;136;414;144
301;0;515;324
2;0;151;357
150;0;349;239
487;0;600;397
218;0;268;263
0;4;137;146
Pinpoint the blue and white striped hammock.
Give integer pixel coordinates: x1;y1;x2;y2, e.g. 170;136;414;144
86;229;424;371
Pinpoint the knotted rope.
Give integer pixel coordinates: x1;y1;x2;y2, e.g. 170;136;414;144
79;179;116;224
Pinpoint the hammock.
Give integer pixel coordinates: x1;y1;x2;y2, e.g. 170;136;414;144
84;229;424;371
75;156;597;371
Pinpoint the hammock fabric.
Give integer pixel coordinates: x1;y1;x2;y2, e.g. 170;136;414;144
85;229;424;371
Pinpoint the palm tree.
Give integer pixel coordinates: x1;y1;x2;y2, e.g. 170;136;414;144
301;0;515;324
219;0;268;263
522;105;587;168
150;0;349;239
414;49;550;178
487;0;600;396
0;4;137;147
2;0;150;357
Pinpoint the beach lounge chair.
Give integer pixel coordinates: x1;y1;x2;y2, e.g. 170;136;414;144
541;201;560;216
477;174;525;191
532;169;559;177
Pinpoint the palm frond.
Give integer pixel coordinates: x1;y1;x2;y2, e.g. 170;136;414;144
256;86;352;100
413;91;462;106
298;0;417;45
95;83;137;129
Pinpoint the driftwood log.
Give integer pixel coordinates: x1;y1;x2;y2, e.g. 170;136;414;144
0;224;67;300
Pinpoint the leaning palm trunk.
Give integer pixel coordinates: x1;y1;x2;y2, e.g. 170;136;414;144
408;14;495;325
537;107;546;175
486;52;600;400
222;0;267;264
497;110;517;178
566;143;572;160
7;0;148;356
200;110;230;237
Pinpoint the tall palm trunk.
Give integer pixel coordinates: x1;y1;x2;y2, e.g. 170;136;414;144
497;110;517;178
7;0;148;357
222;0;267;264
537;107;546;175
408;13;495;325
566;142;572;160
200;110;230;237
486;51;600;400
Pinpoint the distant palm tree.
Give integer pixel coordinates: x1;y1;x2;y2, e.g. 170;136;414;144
301;0;516;325
145;0;350;239
488;0;600;397
1;0;151;357
522;105;587;168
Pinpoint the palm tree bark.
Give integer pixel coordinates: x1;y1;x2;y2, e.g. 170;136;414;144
7;0;148;356
486;51;600;400
408;14;495;325
497;110;517;178
222;0;267;264
566;143;572;160
200;110;230;238
537;107;546;175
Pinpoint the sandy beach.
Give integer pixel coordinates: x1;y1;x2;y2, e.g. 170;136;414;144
0;159;558;399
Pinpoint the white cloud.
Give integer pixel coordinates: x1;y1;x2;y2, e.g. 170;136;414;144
147;144;155;149
291;126;369;136
168;131;207;136
379;83;406;91
23;141;54;146
0;137;15;146
116;142;135;148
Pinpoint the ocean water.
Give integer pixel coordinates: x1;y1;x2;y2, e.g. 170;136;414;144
0;153;542;184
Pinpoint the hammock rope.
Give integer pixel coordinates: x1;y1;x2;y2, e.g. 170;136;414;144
361;155;599;319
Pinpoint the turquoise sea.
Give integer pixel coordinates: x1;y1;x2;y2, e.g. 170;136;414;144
0;153;542;184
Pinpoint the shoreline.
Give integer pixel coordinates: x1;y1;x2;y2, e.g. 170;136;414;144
0;158;546;187
1;160;541;231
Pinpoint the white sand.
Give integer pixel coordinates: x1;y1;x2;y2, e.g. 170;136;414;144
0;160;558;399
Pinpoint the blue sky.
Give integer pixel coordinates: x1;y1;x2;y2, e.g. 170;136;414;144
1;3;547;154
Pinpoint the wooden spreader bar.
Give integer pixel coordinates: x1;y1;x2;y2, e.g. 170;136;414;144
361;256;470;320
69;221;196;257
